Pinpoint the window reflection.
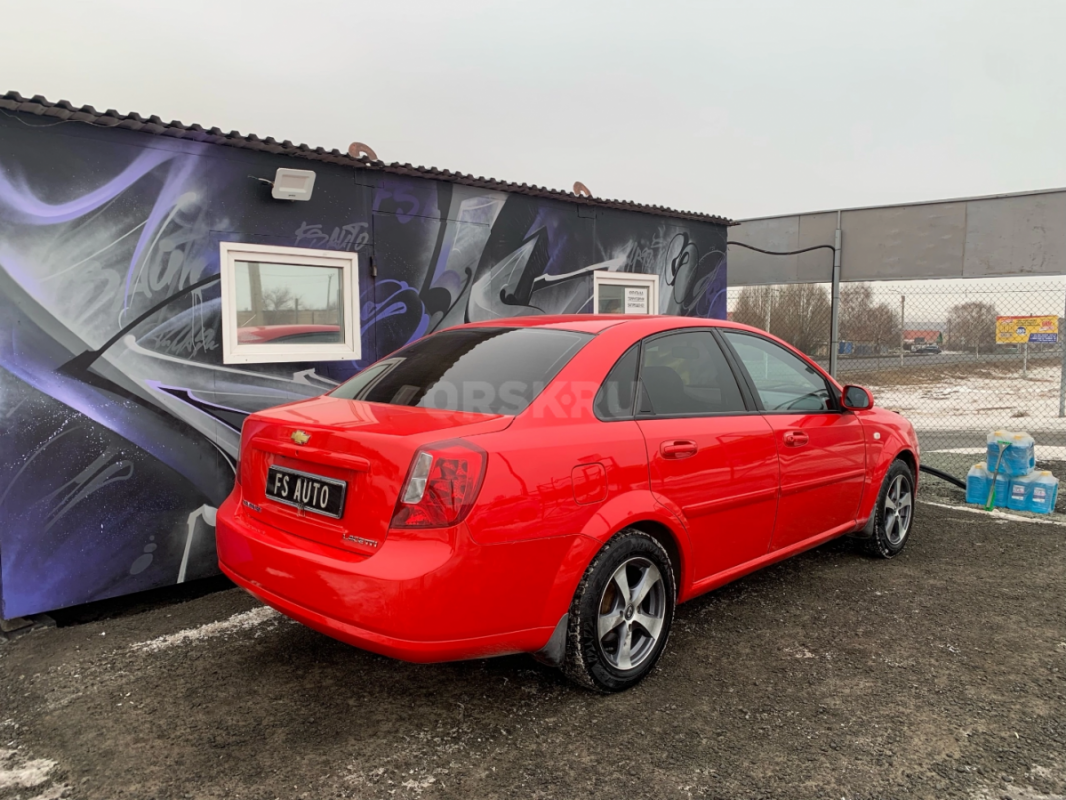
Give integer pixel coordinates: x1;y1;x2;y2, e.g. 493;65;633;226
234;261;343;345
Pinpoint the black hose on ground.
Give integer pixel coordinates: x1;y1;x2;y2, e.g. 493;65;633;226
919;464;966;489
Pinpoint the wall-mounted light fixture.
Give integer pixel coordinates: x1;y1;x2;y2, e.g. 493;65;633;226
271;168;316;201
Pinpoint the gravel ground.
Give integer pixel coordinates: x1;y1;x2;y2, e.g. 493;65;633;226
1;500;1064;800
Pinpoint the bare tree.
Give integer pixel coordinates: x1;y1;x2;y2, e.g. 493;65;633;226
262;286;295;311
947;301;997;353
775;284;831;355
839;284;875;343
839;284;899;352
866;303;900;350
732;284;830;356
732;286;776;330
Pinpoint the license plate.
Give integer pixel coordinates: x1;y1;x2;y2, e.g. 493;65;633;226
265;466;347;519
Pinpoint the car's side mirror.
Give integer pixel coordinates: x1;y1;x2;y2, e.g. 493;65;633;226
842;385;873;410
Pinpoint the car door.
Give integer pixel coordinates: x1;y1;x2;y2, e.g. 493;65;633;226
719;330;866;552
628;329;780;581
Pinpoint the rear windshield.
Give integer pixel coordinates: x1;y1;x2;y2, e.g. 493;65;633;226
331;327;593;415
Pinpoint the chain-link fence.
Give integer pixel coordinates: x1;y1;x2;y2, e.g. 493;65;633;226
727;278;1066;466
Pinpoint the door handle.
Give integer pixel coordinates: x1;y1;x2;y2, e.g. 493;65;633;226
783;431;809;447
661;440;698;459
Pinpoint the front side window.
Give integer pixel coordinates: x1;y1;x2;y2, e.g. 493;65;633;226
220;242;359;364
332;327;592;415
636;330;746;416
721;331;833;412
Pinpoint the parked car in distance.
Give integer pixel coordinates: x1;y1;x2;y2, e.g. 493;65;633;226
913;343;941;354
217;315;920;692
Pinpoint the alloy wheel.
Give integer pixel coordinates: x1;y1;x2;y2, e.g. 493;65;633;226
596;557;667;671
883;474;913;545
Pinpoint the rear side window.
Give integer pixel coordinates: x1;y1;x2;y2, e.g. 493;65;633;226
331;327;592;415
721;331;833;412
637;330;746;416
595;345;640;420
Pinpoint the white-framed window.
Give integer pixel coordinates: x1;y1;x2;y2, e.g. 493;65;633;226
593;271;659;315
219;242;360;364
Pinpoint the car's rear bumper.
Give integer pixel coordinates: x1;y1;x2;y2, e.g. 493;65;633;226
216;490;595;663
218;560;557;663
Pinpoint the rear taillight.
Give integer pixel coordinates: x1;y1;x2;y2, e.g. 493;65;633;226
236;454;250;488
391;440;487;529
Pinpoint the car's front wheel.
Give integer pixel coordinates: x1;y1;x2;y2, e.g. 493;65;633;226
563;529;676;692
861;459;915;558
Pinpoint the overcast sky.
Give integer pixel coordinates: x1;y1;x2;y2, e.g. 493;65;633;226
2;0;1064;220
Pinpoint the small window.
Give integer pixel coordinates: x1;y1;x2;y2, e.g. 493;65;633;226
595;345;640;420
593;271;658;315
331;327;591;415
637;330;745;416
219;242;359;364
722;331;833;412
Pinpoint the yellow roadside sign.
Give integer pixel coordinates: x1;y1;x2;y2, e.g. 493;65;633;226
995;315;1059;344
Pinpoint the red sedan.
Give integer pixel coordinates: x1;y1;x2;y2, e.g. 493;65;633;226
217;315;918;692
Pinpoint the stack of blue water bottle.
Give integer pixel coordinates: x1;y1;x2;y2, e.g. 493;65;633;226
965;431;1059;513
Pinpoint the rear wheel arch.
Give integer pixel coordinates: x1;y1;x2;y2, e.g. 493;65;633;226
619;520;683;599
562;527;678;691
535;519;685;669
573;493;692;598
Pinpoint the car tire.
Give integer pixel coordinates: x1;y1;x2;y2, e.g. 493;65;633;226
562;529;676;693
860;459;915;559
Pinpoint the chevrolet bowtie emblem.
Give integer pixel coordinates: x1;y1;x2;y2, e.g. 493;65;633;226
291;430;311;445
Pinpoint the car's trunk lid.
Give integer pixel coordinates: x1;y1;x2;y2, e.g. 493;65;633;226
239;396;511;555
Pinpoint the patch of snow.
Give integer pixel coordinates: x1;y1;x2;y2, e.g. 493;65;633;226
131;606;279;653
870;366;1066;432
976;789;1066;800
973;788;1066;800
401;776;437;792
0;748;56;789
919;500;1066;526
26;784;70;800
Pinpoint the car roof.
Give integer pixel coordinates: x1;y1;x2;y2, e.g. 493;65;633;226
428;315;840;388
455;314;759;335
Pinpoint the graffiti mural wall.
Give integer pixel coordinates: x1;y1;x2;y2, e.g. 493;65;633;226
0;111;727;619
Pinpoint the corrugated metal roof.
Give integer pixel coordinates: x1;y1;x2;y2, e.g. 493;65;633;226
0;91;734;225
